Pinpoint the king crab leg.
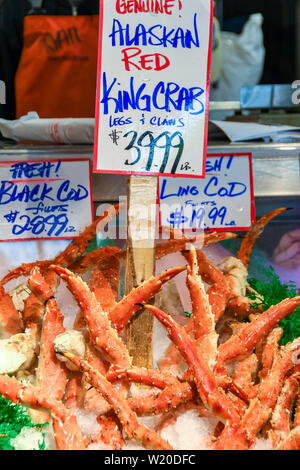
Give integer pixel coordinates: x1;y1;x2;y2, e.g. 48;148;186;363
215;339;300;450
186;245;218;370
0;374;86;450
237;208;288;269
268;372;300;448
215;297;300;377
28;268;68;401
0;285;23;337
144;305;244;427
63;352;173;450
109;265;186;333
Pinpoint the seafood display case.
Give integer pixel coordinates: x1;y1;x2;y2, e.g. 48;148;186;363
0;141;299;451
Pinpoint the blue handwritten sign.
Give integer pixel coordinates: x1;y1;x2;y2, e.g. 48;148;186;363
0;159;93;241
94;0;213;177
158;154;255;231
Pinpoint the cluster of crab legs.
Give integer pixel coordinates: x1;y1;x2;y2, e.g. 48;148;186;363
0;204;300;450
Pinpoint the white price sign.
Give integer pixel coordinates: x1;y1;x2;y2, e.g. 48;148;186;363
0;159;93;242
94;0;213;177
158;153;255;231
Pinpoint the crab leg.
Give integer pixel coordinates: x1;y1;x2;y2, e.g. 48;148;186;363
186;246;218;370
64;373;84;410
194;250;230;322
52;265;131;370
293;390;300;428
63;353;173;450
258;327;283;380
233;354;258;400
144;304;243;427
91;414;124;450
277;426;300;450
28;268;68;400
106;367;180;390
128;382;198;417
241;340;300;444
155;232;238;260
215;339;300;450
89;256;121;311
237;207;288;269
0;374;86;450
68;246;122;274
108;265;186;333
216;297;300;375
269;373;300;448
0;286;23;337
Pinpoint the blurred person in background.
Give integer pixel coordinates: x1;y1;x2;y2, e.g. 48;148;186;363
0;0;99;120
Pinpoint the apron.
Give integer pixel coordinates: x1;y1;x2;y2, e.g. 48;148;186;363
15;9;99;119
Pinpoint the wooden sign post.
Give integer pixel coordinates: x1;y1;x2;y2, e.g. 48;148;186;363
125;175;157;368
94;0;213;367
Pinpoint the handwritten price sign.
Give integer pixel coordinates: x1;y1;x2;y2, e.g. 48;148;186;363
158;153;255;231
0;159;93;242
94;0;213;177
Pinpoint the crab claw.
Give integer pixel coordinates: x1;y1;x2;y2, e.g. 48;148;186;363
108;265;186;332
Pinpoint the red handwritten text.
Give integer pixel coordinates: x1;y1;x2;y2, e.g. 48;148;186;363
116;0;177;15
121;47;170;71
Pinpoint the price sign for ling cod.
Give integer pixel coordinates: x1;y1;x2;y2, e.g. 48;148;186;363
158;153;255;231
0;159;93;242
94;0;213;177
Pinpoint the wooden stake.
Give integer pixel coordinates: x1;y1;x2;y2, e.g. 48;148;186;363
125;175;157;369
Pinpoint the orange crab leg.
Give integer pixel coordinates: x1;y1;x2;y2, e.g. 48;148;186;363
259;327;283;380
64;352;173;450
68;246;122;274
0;374;86;450
106;367;179;390
52;265;131;370
144;304;243;426
91;414;124;450
238;207;288;269
277;426;300;450
293;390;300;428
232;354;258;400
241;340;300;444
64;373;84;410
186;246;218;370
269;373;300;448
128;381;198;417
155;232;238;260
194;250;230;322
89;255;121;311
0;285;23;337
215;339;300;450
216;296;300;374
28;268;68;401
109;265;186;333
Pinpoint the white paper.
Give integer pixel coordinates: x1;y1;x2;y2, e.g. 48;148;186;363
210;120;300;142
0;115;94;144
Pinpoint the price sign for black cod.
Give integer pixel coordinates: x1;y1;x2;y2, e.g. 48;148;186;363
94;0;213;177
0;159;93;242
